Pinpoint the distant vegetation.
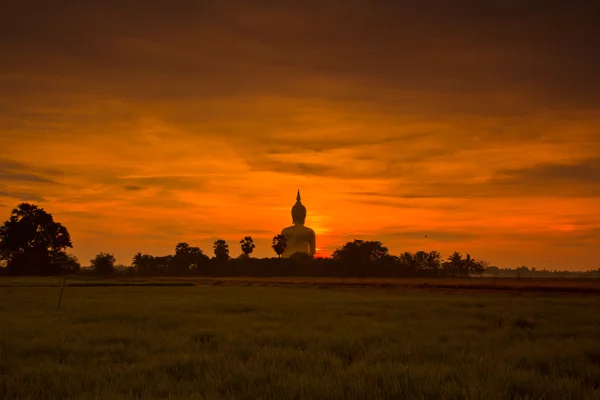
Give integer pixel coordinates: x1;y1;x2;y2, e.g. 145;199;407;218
1;203;598;278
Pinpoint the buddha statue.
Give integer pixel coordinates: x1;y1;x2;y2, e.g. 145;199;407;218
281;190;316;257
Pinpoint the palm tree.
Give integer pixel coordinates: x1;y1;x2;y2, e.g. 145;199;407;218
423;251;441;275
132;252;143;269
444;252;464;277
213;239;230;262
463;254;475;276
240;236;255;257
132;252;155;275
272;234;287;258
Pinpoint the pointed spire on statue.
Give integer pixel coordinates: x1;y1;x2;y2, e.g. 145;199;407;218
297;190;301;202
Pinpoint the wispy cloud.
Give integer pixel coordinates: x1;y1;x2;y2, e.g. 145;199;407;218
0;189;46;202
0;172;56;184
123;185;145;191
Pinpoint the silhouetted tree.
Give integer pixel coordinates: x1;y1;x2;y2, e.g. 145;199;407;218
485;265;500;276
397;252;419;274
172;242;209;274
441;252;488;277
0;203;73;275
90;252;116;275
463;254;475;276
423;251;442;274
132;252;144;270
272;234;287;258
213;239;229;262
332;240;389;265
132;252;159;275
470;259;488;276
56;253;81;274
240;236;255;257
443;252;465;277
153;255;172;274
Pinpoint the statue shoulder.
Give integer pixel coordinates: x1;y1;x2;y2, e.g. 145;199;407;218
305;226;316;236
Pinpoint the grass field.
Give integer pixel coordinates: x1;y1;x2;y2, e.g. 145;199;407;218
1;280;599;399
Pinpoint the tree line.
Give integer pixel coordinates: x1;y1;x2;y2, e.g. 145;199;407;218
1;203;598;278
84;240;488;278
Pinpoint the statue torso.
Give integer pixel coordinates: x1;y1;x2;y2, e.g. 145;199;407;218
281;225;315;256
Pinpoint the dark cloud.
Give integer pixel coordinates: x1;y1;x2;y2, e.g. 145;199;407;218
128;196;197;211
59;211;104;220
261;133;434;154
246;159;339;178
0;188;46;202
0;158;62;184
556;228;600;243
363;158;600;199
123;185;145;191
118;176;207;190
247;157;401;180
185;227;274;237
2;0;599;110
0;172;56;184
80;229;109;237
495;158;600;185
248;154;600;197
397;182;600;199
478;228;600;247
349;195;462;211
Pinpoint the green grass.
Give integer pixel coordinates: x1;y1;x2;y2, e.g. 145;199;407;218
1;284;599;399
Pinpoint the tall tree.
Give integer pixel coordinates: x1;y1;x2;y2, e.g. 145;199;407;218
463;254;475;276
272;234;287;258
443;252;466;277
213;239;230;262
397;252;419;274
0;203;73;275
132;252;144;270
90;252;116;275
132;252;157;275
416;251;441;275
172;242;208;273
240;236;255;257
414;251;429;272
426;251;442;275
470;259;488;276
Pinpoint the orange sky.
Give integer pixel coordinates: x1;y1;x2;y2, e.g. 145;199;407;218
1;1;599;270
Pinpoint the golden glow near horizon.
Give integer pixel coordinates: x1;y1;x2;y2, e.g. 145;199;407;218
1;1;599;270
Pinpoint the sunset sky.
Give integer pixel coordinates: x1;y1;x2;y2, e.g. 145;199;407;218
1;1;599;270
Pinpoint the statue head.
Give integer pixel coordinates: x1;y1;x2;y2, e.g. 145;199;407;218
291;190;306;224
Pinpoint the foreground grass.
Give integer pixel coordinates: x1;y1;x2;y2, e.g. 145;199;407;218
1;285;599;399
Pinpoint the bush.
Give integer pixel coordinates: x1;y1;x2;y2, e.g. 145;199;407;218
90;253;116;275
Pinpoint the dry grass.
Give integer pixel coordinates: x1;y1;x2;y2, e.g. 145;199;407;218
1;282;599;399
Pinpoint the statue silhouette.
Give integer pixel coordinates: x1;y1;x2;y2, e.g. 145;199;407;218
281;190;316;257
